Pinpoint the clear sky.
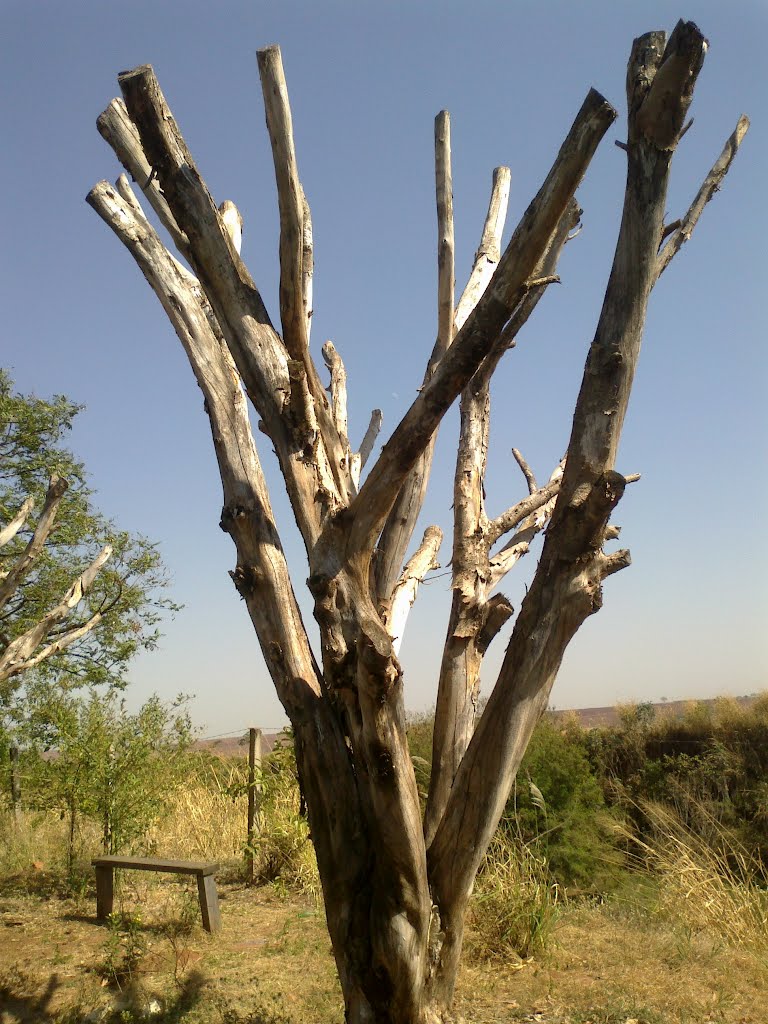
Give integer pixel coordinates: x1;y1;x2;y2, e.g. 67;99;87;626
2;0;766;736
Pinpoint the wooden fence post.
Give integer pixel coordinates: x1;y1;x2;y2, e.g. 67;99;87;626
246;727;262;884
9;744;22;826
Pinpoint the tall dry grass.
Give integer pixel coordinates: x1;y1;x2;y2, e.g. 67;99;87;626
144;761;247;864
469;830;562;961
2;751;320;900
0;807;100;881
145;755;320;897
614;799;768;955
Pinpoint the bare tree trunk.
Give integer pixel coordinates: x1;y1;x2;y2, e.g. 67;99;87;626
88;22;746;1022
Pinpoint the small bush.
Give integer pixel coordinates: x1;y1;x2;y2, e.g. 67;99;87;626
506;715;622;891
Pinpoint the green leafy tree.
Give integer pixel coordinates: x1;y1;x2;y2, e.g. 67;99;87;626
30;689;193;868
0;370;176;711
0;370;179;817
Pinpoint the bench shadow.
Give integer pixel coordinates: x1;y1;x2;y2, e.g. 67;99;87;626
0;974;61;1023
0;969;207;1023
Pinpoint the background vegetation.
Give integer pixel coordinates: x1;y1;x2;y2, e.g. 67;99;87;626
2;694;767;1022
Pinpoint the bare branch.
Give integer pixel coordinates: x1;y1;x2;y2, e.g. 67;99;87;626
428;31;711;957
0;477;68;614
15;609;106;673
423;187;575;843
372;110;456;601
0;496;35;549
454;167;511;331
115;172;149;222
86;179;324;709
301;186;314;342
352;89;616;563
384;525;443;655
357;409;383;472
655;114;749;279
488;474;562;547
219;200;244;255
113;64;350;540
554;28;709;511
0;544;112;684
435;111;456;363
97;97;190;256
322;341;349;448
256;46;349;494
490;201;579;361
256;45;310;363
600;548;632;577
511;448;537;494
633;21;707;150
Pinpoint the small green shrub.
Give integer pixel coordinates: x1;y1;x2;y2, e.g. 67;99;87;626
505;715;622;891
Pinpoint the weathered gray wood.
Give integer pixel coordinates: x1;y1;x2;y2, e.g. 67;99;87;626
0;475;113;686
92;855;218;875
0;496;34;549
197;872;222;932
94;863;114;920
349;87;616;566
89;26;746;1023
92;856;221;932
656;113;749;279
88;169;371;1019
256;46;349;501
373;111;455;606
424;199;579;849
97;97;190;257
246;727;262;885
0;477;68;614
425;25;716;1008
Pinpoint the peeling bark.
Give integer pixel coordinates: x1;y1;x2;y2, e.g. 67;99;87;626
89;24;745;1022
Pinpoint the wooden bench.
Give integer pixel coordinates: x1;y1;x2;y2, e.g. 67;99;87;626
92;856;221;933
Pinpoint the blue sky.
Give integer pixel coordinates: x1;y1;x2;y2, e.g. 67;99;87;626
3;0;766;736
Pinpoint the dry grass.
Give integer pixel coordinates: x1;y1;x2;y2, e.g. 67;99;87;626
0;808;101;884
3;767;768;1021
144;765;247;865
613;800;768;957
469;830;562;962
2;879;767;1023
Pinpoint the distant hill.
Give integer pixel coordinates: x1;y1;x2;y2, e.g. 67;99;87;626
191;696;762;757
191;731;285;758
551;694;759;730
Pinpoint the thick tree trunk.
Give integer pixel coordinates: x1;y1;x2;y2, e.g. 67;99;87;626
88;22;746;1022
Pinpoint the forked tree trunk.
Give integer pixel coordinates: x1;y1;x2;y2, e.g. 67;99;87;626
88;22;746;1023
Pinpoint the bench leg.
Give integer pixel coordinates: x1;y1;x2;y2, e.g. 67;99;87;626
197;874;221;933
95;865;114;920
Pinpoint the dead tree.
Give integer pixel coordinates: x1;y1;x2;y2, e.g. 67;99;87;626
88;22;746;1024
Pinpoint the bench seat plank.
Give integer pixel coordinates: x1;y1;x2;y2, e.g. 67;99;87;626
92;855;218;876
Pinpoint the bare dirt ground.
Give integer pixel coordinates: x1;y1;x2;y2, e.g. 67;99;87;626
1;871;766;1024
